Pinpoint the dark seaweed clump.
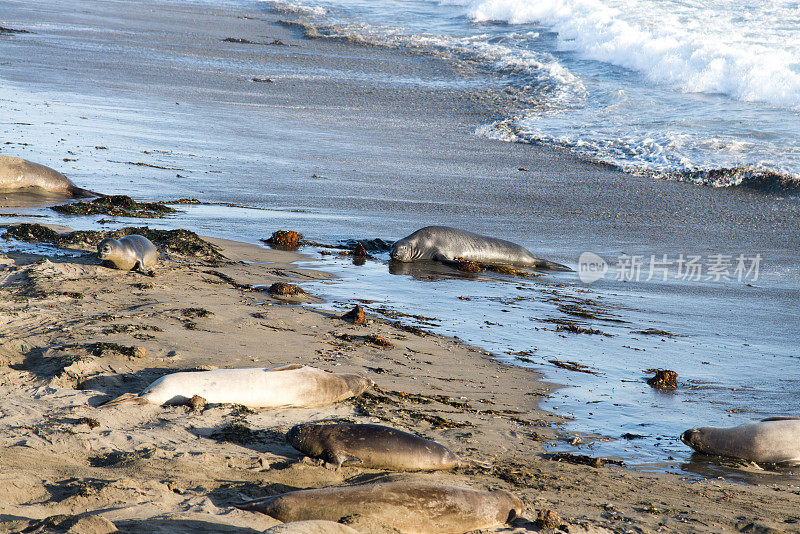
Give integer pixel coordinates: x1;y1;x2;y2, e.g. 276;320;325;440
51;195;177;218
4;223;224;260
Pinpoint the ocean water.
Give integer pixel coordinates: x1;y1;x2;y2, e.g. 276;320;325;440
263;0;800;190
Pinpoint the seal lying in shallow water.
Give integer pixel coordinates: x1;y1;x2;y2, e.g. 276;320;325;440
390;226;568;270
0;155;97;196
97;235;158;272
264;521;361;534
237;481;523;534
102;364;372;408
681;417;800;465
287;422;473;471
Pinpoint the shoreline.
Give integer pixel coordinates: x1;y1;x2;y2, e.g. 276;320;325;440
0;227;798;533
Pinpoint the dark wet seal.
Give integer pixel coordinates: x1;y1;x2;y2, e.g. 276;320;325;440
286;422;468;470
236;482;523;533
646;369;678;390
51;195;177;218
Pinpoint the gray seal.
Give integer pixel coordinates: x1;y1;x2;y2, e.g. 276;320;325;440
237;481;523;534
0;155;97;197
390;226;568;270
287;423;470;471
681;417;800;465
97;235;158;272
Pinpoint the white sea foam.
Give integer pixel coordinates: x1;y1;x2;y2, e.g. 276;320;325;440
439;0;800;108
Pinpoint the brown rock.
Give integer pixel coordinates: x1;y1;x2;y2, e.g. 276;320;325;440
132;346;147;358
535;509;563;529
353;243;368;257
647;369;678;390
341;305;366;325
265;230;302;249
267;282;305;296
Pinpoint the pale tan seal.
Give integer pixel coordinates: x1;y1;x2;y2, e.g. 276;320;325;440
237;481;523;534
102;364;373;408
97;235;158;272
681;417;800;465
0;155;96;196
264;521;361;534
287;423;478;471
390;226;568;270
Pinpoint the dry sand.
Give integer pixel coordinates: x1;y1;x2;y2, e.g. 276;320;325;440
0;231;797;534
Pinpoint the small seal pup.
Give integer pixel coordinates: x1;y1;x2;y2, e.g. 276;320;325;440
102;364;373;408
390;226;568;270
0;155;97;196
264;521;361;534
97;235;158;272
237;481;523;534
287;422;479;471
681;417;800;465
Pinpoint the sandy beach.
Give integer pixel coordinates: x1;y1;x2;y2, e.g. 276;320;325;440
1;0;800;532
0;230;796;533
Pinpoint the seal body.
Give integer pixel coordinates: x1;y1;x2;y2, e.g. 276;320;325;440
681;417;800;465
97;235;158;271
137;364;372;408
0;155;96;196
390;226;567;270
238;482;523;534
264;521;361;534
287;423;465;470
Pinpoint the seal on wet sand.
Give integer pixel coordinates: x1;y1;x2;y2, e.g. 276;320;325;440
390;226;568;270
97;235;158;272
0;155;97;196
287;422;474;471
101;364;373;408
681;417;800;465
237;481;523;534
263;521;361;534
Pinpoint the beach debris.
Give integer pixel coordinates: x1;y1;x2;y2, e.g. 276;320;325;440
0;26;31;34
544;452;625;468
535;509;563;529
341;305;366;325
51;195;178;218
264;230;303;250
3;223;224;260
543;318;611;336
182;307;213;318
548;359;602;375
188;394;206;413
223;37;256;43
632;328;678;337
88;342;145;359
647;369;678;390
252;77;273;83
455;258;482;273
267;282;305;296
366;334;393;349
352;242;368;257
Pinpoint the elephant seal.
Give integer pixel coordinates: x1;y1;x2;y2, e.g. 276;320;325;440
390;226;568;270
237;481;523;534
97;235;158;272
102;364;372;408
264;521;361;534
681;417;800;465
0;155;97;196
287;422;475;471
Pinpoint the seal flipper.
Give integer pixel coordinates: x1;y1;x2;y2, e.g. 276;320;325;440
321;450;362;470
98;392;149;408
